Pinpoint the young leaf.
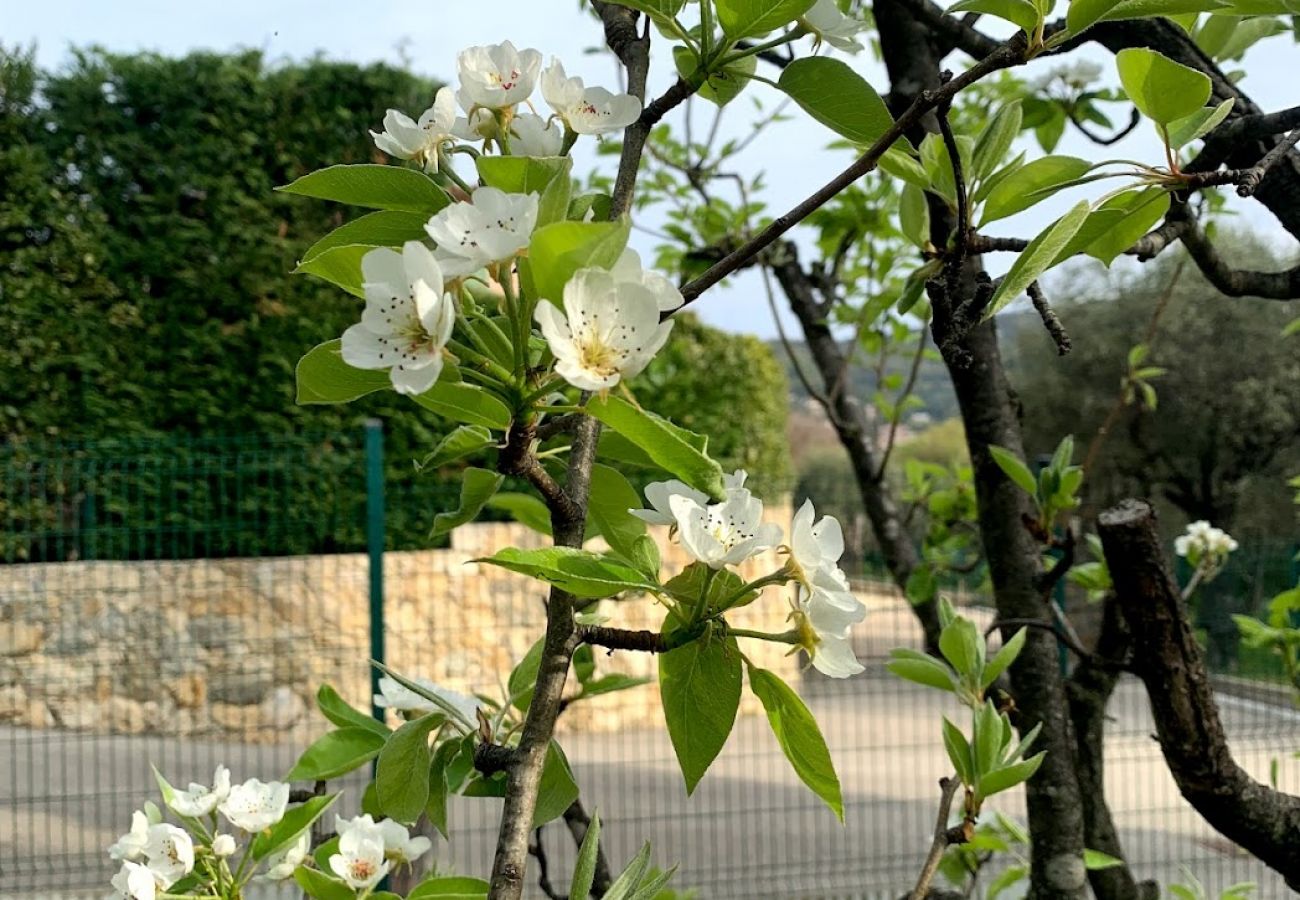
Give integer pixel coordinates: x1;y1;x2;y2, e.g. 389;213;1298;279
569;810;603;900
1052;187;1170;266
1115;47;1213;126
375;712;444;824
475;546;658;598
1067;0;1129;34
586;396;725;498
426;739;458;838
1084;849;1126;870
982;200;1091;319
777;58;894;146
508;638;545;711
673;46;755;107
887;648;957;691
747;664;844;820
977;751;1046;798
294;244;368;297
587;464;649;563
979;156;1092;225
409;378;512;431
942;717;974;784
659;629;742;794
988;445;1038;496
939;616;984;679
419;425;497;471
717;0;816;37
302;210;432;263
278;164;451;214
1165;98;1234;148
431;467;504;537
406;875;492;899
972;101;1024;184
534;741;581;827
527;219;630;304
286;728;386;781
899;183;931;250
251;792;340;860
948;0;1041;32
315;684;388;736
981;627;1027;689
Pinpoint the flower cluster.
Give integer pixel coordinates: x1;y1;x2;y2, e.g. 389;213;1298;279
1174;519;1239;579
801;0;868;53
329;814;433;890
632;473;867;678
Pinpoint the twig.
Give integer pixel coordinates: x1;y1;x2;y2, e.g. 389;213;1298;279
909;776;968;900
875;329;929;480
761;260;846;429
1026;281;1070;355
986;617;1092;662
1067;106;1140;146
1235;126;1300;197
528;829;564;900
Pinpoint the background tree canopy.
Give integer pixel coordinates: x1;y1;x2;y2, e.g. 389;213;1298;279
0;46;789;556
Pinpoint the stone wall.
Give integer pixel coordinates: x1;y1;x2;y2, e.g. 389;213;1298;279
0;505;801;744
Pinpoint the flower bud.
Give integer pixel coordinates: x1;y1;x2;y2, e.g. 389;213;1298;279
212;833;237;858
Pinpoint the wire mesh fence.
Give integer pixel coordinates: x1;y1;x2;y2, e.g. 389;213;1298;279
1;430;1298;899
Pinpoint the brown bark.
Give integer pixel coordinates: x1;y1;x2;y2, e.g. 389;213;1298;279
1097;499;1300;891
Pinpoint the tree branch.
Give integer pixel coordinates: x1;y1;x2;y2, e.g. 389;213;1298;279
1067;107;1141;146
908;776;970;900
1026;281;1071;356
576;623;672;653
1097;499;1300;892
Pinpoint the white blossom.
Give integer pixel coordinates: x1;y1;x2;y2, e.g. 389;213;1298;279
374;675;479;725
424;186;538;278
261;830;309;881
509;112;564;156
219;778;289;833
377;818;434;865
453;107;499;144
341;241;455;396
330;821;390;891
108;810;150;862
534;267;674;391
630;470;749;526
540;58;642;135
1027;60;1104;93
370;87;458;173
211;834;236;859
795;579;867;678
802;0;867;53
143;823;194;887
609;248;684;312
787;499;846;582
109;861;157;900
669;489;784;570
166;765;230;818
1174;519;1238;578
457;40;542;111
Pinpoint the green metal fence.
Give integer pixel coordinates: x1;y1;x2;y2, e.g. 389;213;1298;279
2;430;1299;898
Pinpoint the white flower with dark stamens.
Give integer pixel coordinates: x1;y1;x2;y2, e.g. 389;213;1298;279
143;824;194;887
540;58;641;135
370;87;457;173
534;268;674;391
424;186;538;278
261;830;309;881
630;470;750;526
330;821;390;891
166;765;230;818
609;248;684;312
509;112;564;156
374;675;479;725
341;241;455;396
794;580;867;678
669;488;784;570
219;778;289;833
457;40;542;111
110;861;157;900
801;0;867;53
109;810;150;862
787;499;846;583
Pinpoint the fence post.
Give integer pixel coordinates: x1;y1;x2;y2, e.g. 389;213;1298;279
365;419;386;721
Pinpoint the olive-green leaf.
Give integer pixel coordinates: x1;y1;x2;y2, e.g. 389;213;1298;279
778;58;893;146
569;811;603;900
972;101;1024;184
979;156;1092;225
747;664;844;820
586;396;725;499
981;627;1027;689
1166;98;1234;148
949;0;1041;32
1051;187;1170;266
659;629;742;794
407;875;492;899
315;684;388;736
302;210;431;263
294;244;369;298
887;648;956;691
375;713;444;823
286;728;386;781
982;200;1091;319
1116;47;1212;126
475;546;658;599
431;467;503;537
528;219;631;304
988;445;1038;496
278;164;451;214
717;0;816;38
1067;0;1128;34
296;339;389;404
419;425;496;471
409;379;512;430
587;464;649;563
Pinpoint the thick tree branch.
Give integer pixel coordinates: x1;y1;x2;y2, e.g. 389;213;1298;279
576;623;671;653
1097;499;1300;892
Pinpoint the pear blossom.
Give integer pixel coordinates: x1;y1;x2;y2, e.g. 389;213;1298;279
457;40;542;111
341;241;455;396
110;860;157;900
630;470;749;526
377;818;434;865
219;778;289;833
801;0;867;53
165;764;230;817
330;823;390;890
787;499;846;583
370;87;457;173
261;830;309;881
1027;60;1104;93
795;581;867;678
454;107;499;144
144;823;194;887
540;58;642;135
609;248;684;312
424;186;538;278
509;112;564;156
1174;519;1238;577
374;674;479;725
534;267;675;391
211;834;236;858
108;810;151;862
669;488;784;570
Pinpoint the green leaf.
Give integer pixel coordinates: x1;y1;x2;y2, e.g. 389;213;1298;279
899;183;931;250
407;876;492;899
1166;98;1234;148
987;865;1029;900
1116;47;1212;126
409;377;512;430
980;155;1092;225
972;101;1024;184
939;616;984;679
942;717;973;784
659;628;742;793
777;58;894;146
599;0;686;22
747;664;844;820
426;739;458;838
295;867;355;900
605;844;654;900
296;339;388;404
528;219;631;304
508;638;545;711
949;0;1041;32
419;425;497;471
534;741;581;827
1067;0;1128;34
981;627;1027;689
279;164;451;214
375;712;443;824
673;46;756;107
431;467;503;537
286;728;386;781
586;396;724;498
576;673;653;700
977;751;1045;798
887;648;956;691
587;464;649;562
315;684;388;736
1084;849;1126;870
486;492;553;536
983;200;1091;320
664;562;756;615
717;0;816;37
477;155;573;226
294;244;369;297
475;546;658;598
988;445;1037;496
1102;0;1229;20
251;793;339;860
1052;187;1170;266
972;701;1005;781
302;210;432;263
878;146;931;189
569;810;603;900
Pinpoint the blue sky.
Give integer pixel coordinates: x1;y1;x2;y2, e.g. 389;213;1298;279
10;1;1295;337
